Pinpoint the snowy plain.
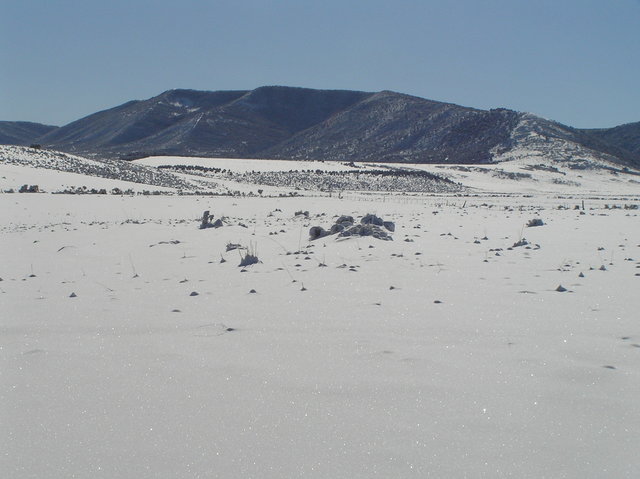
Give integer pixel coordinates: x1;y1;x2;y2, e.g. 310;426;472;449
1;148;640;478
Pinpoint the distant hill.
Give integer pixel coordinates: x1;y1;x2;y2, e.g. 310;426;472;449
579;121;640;158
0;121;58;146
34;87;372;159
2;87;639;168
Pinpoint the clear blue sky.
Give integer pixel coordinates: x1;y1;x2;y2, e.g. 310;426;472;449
1;0;639;128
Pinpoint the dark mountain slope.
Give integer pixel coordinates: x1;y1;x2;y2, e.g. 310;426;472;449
36;87;372;158
224;86;373;134
37;90;247;155
0;121;58;146
580;121;640;162
264;92;521;163
3;86;638;168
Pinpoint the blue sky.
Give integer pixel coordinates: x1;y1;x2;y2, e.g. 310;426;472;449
1;0;639;128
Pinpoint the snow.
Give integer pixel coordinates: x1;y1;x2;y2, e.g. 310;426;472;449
135;156;367;173
0;146;194;192
4;145;639;197
134;154;640;196
2;186;639;477
0;162;175;193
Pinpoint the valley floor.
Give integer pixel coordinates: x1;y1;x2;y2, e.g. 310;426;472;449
1;193;639;478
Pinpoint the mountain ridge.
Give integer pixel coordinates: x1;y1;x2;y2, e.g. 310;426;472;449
0;121;58;146
1;86;639;168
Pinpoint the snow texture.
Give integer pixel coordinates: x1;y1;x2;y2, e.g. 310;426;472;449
1;149;640;478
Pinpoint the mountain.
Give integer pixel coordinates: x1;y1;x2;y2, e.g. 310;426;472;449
35;87;372;159
579;121;640;159
4;86;640;168
0;121;58;146
262;92;522;163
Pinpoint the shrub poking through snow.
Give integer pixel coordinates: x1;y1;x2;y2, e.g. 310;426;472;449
226;242;242;252
199;210;214;229
512;238;529;248
199;210;226;229
19;184;40;193
239;242;259;267
527;218;545;227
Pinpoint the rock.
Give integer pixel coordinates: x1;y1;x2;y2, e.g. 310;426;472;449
361;214;384;226
330;223;346;234
311;213;394;241
556;285;567;292
336;215;354;226
340;223;392;241
309;226;329;240
190;291;199;296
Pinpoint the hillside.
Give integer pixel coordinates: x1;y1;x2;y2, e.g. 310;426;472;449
580;121;640;158
0;121;58;146
1;87;639;168
35;87;373;159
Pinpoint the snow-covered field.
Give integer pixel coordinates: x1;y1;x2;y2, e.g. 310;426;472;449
2;189;639;478
134;154;640;196
2;148;640;477
135;156;362;173
3;146;640;196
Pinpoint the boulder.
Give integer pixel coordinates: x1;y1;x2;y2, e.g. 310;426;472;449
336;215;354;226
330;223;346;234
309;226;329;240
361;214;384;226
